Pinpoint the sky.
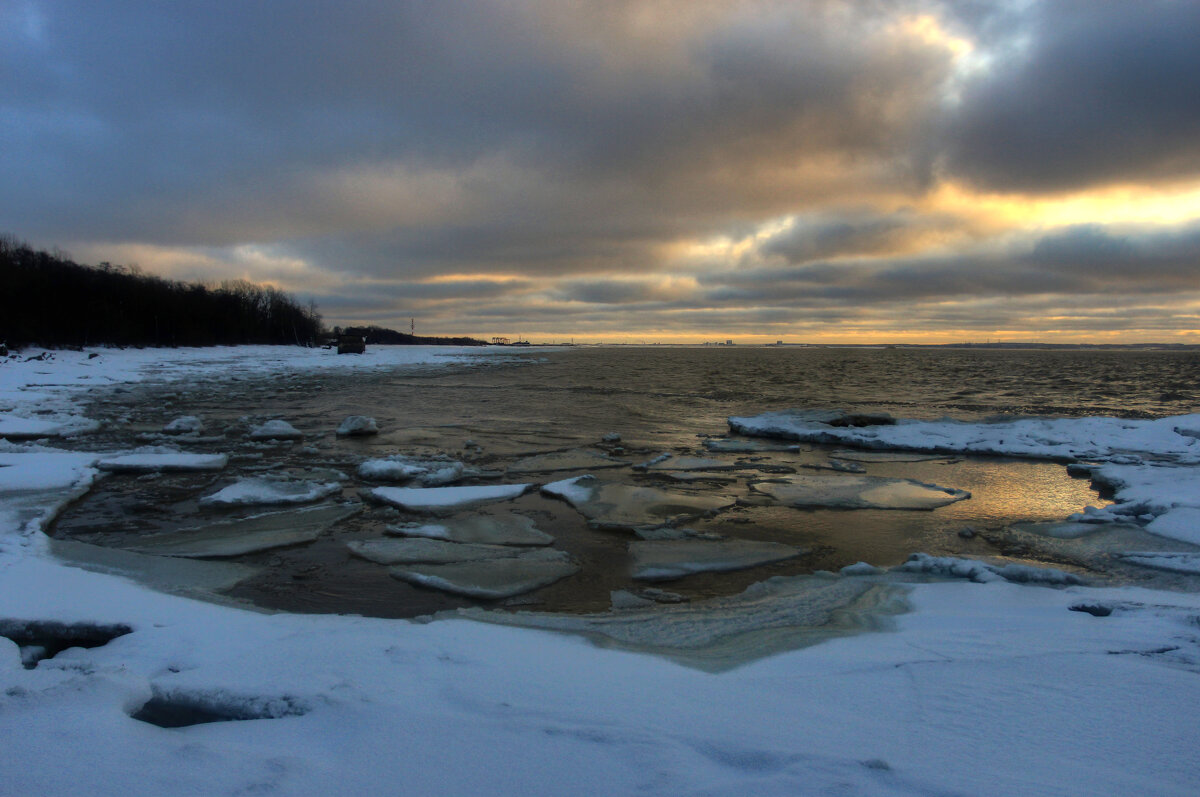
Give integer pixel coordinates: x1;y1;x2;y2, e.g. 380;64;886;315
4;0;1200;344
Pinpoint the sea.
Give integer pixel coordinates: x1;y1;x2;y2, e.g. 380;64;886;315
53;345;1200;617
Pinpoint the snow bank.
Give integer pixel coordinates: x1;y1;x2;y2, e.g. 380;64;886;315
730;409;1200;464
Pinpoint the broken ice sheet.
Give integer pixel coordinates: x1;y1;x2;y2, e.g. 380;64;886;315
704;438;799;453
751;473;969;510
829;450;949;463
248;419;303;440
97;452;229;473
389;548;580;599
357;455;469;485
641;456;739;472
542;475;736;530
386;511;554;545
199;477;342;507
1117;552;1200;575
629;538;805;581
506;449;630;473
1008;520;1121;539
458;574;906;671
369;483;531;514
129;504;359;558
347;538;522;565
653;471;740;484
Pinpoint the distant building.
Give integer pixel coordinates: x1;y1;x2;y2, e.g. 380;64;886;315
726;339;734;346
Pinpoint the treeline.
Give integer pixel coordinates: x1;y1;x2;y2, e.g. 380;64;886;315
0;235;322;347
338;325;485;347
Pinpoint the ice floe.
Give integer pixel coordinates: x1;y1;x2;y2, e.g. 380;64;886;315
840;561;885;576
829;450;948;463
629;538;805;581
1145;508;1200;546
49;537;258;592
198;477;342;506
162;416;204;435
1117;552;1200;575
703;438;799;453
129;504;359;558
751;473;970;510
336;415;379;436
542;475;736;530
1087;464;1200;521
896;553;1084;585
248;419;303;440
1008;520;1133;539
731;409;1200;464
356;455;468;485
390;548;579;599
640;455;738;472
654;470;740;483
0;413;98;439
369;483;531;513
506;448;630;473
801;459;866;473
461;574;906;671
96;452;229;473
385;512;554;545
347;537;522;565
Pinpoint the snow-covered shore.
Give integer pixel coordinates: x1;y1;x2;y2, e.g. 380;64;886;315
3;348;1200;796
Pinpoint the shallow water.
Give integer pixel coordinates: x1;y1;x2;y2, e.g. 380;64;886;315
52;346;1200;616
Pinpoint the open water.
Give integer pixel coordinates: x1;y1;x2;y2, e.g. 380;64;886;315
53;346;1200;617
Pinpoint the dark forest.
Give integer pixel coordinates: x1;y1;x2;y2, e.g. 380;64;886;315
1;235;323;348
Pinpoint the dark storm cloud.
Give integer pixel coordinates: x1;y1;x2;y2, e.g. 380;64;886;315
758;211;960;264
0;1;949;259
940;0;1200;192
714;223;1200;304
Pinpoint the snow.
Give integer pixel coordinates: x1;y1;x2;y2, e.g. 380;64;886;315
198;477;342;506
369;483;531;512
730;409;1200;464
162;415;204;435
896;553;1085;585
96;451;229;472
356;454;468;485
2;347;1200;795
336;415;378;436
1145;508;1200;546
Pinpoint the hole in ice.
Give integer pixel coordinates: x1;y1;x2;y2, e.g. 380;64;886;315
0;619;133;669
1069;603;1113;617
130;689;309;728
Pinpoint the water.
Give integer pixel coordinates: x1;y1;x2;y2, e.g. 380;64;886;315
53;346;1200;616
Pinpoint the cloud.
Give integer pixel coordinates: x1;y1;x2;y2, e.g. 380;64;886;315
939;0;1200;192
4;1;1200;341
